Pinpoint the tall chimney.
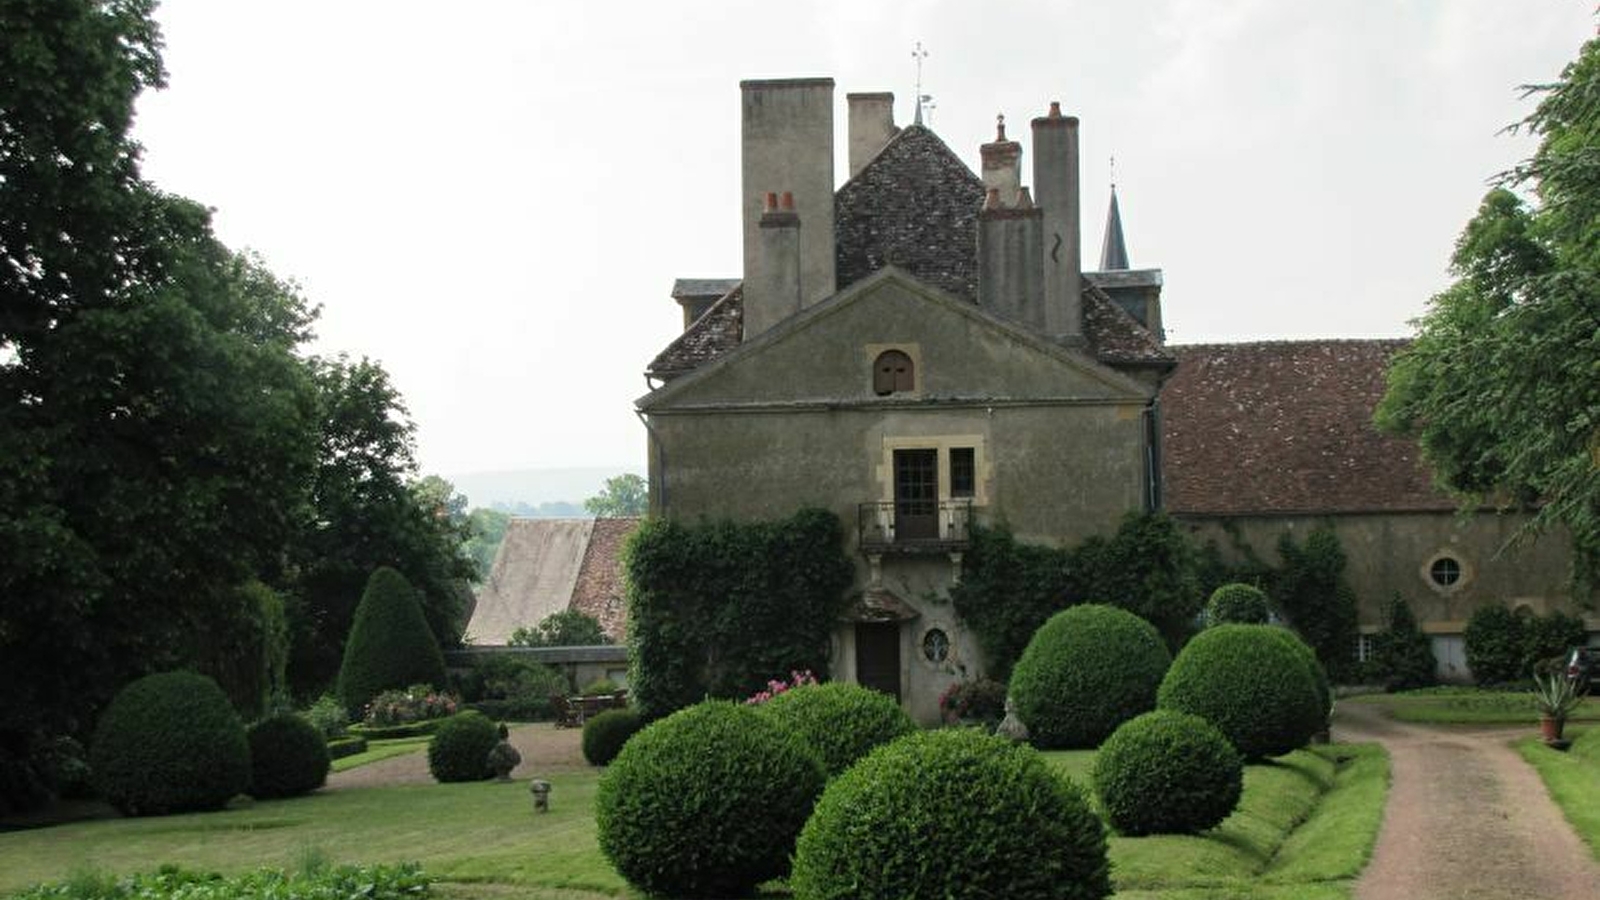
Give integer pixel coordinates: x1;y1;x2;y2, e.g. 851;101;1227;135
980;115;1023;205
1032;101;1083;343
741;78;835;339
978;186;1043;327
847;92;897;178
746;192;803;336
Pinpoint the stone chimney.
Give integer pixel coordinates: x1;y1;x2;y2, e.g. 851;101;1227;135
980;115;1023;206
847;92;897;178
1031;101;1083;343
746;192;803;336
978;183;1044;327
741;78;835;340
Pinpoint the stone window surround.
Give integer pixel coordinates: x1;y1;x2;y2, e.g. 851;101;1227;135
875;434;990;507
865;342;923;398
1421;549;1472;595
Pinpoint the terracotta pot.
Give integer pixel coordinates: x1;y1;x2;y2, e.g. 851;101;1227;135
1541;714;1564;743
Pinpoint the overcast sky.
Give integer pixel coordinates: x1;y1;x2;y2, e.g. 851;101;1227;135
131;2;1596;480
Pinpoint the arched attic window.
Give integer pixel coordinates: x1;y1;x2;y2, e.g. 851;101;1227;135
873;349;915;396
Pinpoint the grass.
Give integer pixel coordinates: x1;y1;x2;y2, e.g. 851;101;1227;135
1345;686;1600;725
330;737;431;773
1516;725;1600;861
0;743;1389;900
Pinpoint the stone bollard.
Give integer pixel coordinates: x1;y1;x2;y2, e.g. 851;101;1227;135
994;696;1029;742
529;779;551;813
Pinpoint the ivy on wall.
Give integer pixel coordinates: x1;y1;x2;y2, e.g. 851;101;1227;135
623;508;854;720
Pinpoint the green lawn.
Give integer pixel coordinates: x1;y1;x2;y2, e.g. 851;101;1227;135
0;743;1387;900
1346;686;1600;725
1516;726;1600;861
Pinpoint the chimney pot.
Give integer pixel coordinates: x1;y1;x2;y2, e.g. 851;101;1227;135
1016;187;1034;210
763;191;778;213
780;191;795;211
1048;101;1062;118
984;187;1001;211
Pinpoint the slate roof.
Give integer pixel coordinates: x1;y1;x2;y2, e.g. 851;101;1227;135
568;517;640;642
647;284;743;378
1160;340;1454;516
1083;283;1173;366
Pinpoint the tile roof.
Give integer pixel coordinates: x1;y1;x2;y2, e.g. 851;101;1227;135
647;284;743;378
467;519;595;645
568;516;641;642
1160;340;1454;516
1083;283;1173;366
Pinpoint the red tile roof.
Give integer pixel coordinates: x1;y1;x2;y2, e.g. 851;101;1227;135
568;517;641;641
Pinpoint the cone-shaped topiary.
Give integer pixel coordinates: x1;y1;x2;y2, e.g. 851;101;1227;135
1009;604;1172;749
427;711;499;782
596;700;825;898
1203;583;1272;626
90;671;250;816
247;713;330;799
790;728;1110;900
755;682;916;776
337;567;446;717
1157;624;1324;760
1092;710;1242;836
582;708;644;766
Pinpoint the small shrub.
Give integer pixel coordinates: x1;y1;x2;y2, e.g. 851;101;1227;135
363;685;459;726
337;567;447;716
246;714;330;799
1204;583;1271;626
304;694;349;739
1092;710;1242;835
756;682;915;776
582;708;645;766
1157;624;1324;760
509;609;611;647
471;654;569;719
36;736;94;800
790;729;1110;900
938;677;1008;727
90;671;250;816
1010;605;1172;748
580;678;619;696
427;711;499;783
1465;603;1525;685
596;700;825;898
327;736;368;760
1369;595;1437;691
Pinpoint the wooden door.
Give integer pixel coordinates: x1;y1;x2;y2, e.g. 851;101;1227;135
893;448;938;541
855;622;901;701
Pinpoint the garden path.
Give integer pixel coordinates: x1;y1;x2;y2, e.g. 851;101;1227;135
1340;701;1600;900
326;723;587;789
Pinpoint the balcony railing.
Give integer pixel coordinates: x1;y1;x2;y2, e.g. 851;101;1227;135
858;500;973;553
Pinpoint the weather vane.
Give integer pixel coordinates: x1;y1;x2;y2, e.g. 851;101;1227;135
912;41;932;126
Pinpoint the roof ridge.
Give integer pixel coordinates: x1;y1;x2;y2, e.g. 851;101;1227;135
835;123;983;195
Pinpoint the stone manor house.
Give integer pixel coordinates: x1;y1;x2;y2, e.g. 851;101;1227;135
629;78;1589;722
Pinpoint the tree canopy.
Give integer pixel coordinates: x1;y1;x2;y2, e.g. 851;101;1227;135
584;473;647;517
1377;35;1600;588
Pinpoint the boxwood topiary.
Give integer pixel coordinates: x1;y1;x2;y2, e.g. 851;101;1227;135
582;708;644;766
596;700;826;898
790;729;1110;900
1009;604;1172;748
426;711;499;783
1204;583;1272;626
337;567;447;717
90;671;250;816
1092;710;1242;836
246;713;330;799
1156;624;1324;760
755;682;915;776
1264;627;1332;724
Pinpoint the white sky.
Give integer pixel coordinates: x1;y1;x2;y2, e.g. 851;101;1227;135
131;1;1596;478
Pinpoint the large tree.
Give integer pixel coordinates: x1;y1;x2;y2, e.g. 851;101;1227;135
1377;35;1600;588
584;473;648;517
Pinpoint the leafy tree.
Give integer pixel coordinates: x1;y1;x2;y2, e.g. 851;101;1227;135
509;609;610;647
1368;595;1437;692
1377;36;1600;588
466;507;511;582
1271;527;1360;682
584;473;648;517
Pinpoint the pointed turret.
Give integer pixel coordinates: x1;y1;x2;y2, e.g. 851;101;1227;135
1100;185;1129;271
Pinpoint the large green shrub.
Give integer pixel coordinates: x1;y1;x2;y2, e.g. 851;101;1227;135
1092;710;1242;836
596;700;825;898
1464;603;1524;684
1369;595;1437;691
790;729;1110;900
1072;512;1204;647
509;609;610;647
1264;627;1332;725
582;708;644;766
1156;625;1324;760
1009;605;1171;749
1204;583;1271;626
246;713;330;799
625;509;853;719
90;672;250;816
755;682;916;776
1272;527;1360;682
426;711;498;783
337;567;447;717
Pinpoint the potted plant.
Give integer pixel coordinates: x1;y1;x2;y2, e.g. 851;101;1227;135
1533;672;1586;744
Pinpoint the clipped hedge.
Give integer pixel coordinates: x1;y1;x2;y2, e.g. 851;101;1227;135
1092;710;1242;836
790;729;1110;900
426;711;498;783
246;714;330;799
596;700;825;898
755;682;916;776
348;720;442;741
582;708;644;766
1009;605;1172;749
90;671;250;816
327;736;369;760
1157;625;1324;760
1204;583;1271;626
337;567;447;717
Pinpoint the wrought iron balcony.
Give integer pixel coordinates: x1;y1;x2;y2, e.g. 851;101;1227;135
858;500;973;554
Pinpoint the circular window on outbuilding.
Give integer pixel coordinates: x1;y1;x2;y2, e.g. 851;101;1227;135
921;628;950;663
1429;557;1462;587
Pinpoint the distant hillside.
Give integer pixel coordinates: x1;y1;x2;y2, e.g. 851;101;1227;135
447;466;645;510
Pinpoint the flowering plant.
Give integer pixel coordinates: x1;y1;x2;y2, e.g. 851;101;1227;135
938;677;1007;726
364;684;460;726
745;670;818;705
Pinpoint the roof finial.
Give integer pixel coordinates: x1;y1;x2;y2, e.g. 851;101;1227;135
1110;153;1117;190
1100;174;1129;271
995;113;1006;141
912;41;930;126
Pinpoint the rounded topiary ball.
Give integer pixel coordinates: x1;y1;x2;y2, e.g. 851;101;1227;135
1156;624;1324;760
427;711;499;783
1009;604;1172;749
582;708;644;766
246;713;331;799
90;671;250;816
1092;710;1243;836
755;682;915;776
1264;627;1332;726
790;729;1110;900
596;700;825;898
1204;583;1272;626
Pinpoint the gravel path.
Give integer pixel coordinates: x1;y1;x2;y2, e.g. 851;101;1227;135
326;723;588;789
1341;701;1600;900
